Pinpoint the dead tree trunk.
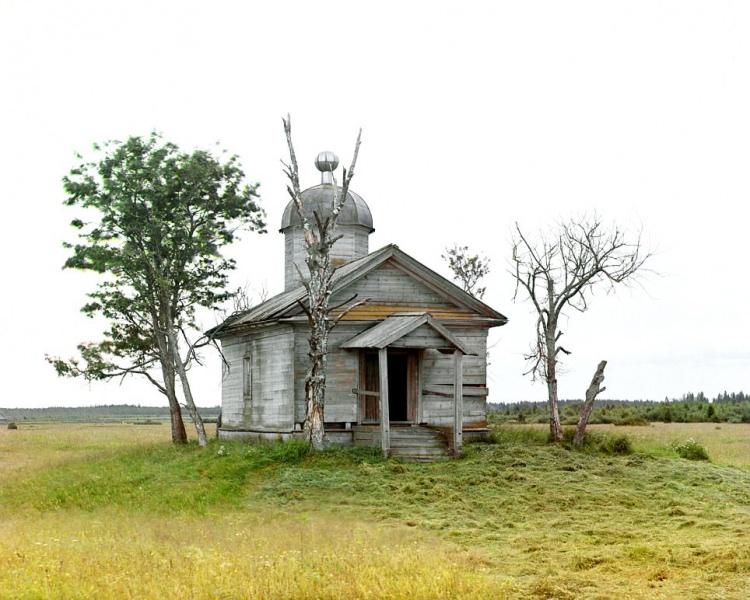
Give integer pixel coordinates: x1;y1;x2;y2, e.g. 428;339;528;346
573;360;607;447
282;115;362;451
545;331;564;442
511;218;650;445
303;278;330;450
546;358;564;442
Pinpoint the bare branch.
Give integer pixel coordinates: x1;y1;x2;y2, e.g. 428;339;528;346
329;293;359;312
281;117;364;450
510;215;651;443
296;298;312;321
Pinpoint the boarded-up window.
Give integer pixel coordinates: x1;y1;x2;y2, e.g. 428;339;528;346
243;353;252;403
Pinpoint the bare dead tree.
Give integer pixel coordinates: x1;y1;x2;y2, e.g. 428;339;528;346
511;216;651;442
228;282;268;314
442;245;490;298
231;285;253;313
281;115;363;450
574;360;607;446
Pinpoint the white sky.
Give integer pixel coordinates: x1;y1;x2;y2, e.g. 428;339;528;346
1;1;748;408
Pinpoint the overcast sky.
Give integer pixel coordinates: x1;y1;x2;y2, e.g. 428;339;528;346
1;1;748;408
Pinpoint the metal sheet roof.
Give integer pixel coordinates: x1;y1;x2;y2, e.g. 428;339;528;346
279;184;374;232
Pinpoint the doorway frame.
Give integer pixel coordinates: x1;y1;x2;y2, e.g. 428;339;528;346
357;348;420;425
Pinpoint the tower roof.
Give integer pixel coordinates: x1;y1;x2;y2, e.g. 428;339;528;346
279;184;374;232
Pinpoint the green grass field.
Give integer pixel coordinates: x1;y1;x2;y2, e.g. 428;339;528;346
517;422;750;469
1;422;749;599
590;422;750;468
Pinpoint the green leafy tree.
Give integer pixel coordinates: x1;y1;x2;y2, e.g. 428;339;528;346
442;245;490;298
47;133;265;445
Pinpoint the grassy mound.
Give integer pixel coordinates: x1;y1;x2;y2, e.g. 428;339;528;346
2;424;749;598
0;438;316;514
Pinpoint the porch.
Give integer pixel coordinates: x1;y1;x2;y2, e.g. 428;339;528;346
343;312;470;458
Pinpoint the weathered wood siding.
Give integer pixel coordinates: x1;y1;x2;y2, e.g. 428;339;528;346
420;327;488;426
221;325;295;431
327;259;475;321
290;323;489;427
333;259;448;304
224;258;492;432
285;225;369;290
389;323;453;349
292;323;365;423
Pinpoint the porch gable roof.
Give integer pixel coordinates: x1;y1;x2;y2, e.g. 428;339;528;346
341;312;472;354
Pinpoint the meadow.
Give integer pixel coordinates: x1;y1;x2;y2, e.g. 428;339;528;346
589;422;750;468
519;422;750;469
0;422;749;599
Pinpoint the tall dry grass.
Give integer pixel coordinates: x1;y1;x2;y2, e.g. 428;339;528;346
0;511;512;599
2;423;750;598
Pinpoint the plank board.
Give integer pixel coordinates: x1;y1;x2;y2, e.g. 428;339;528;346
221;325;295;430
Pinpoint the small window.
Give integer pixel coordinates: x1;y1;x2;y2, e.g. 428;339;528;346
243;353;252;402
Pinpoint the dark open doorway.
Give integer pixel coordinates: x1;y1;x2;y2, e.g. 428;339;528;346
388;353;409;421
358;350;418;424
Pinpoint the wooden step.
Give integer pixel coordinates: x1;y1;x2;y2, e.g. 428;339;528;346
390;448;451;461
355;428;443;438
390;429;442;437
390;440;447;449
392;433;444;441
353;425;451;462
390;445;448;455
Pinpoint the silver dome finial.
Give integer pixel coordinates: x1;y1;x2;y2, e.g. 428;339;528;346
315;151;339;184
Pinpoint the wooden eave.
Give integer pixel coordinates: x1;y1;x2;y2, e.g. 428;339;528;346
341;312;473;355
208;244;508;339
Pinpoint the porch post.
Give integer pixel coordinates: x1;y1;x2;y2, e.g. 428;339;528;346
378;347;390;457
453;350;464;456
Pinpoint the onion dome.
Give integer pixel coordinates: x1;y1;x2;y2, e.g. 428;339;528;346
279;151;374;232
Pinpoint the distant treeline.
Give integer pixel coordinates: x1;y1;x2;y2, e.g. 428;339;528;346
0;404;221;423
489;392;750;425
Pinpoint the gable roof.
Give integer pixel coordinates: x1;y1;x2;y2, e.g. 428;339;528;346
341;312;472;354
209;244;507;338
